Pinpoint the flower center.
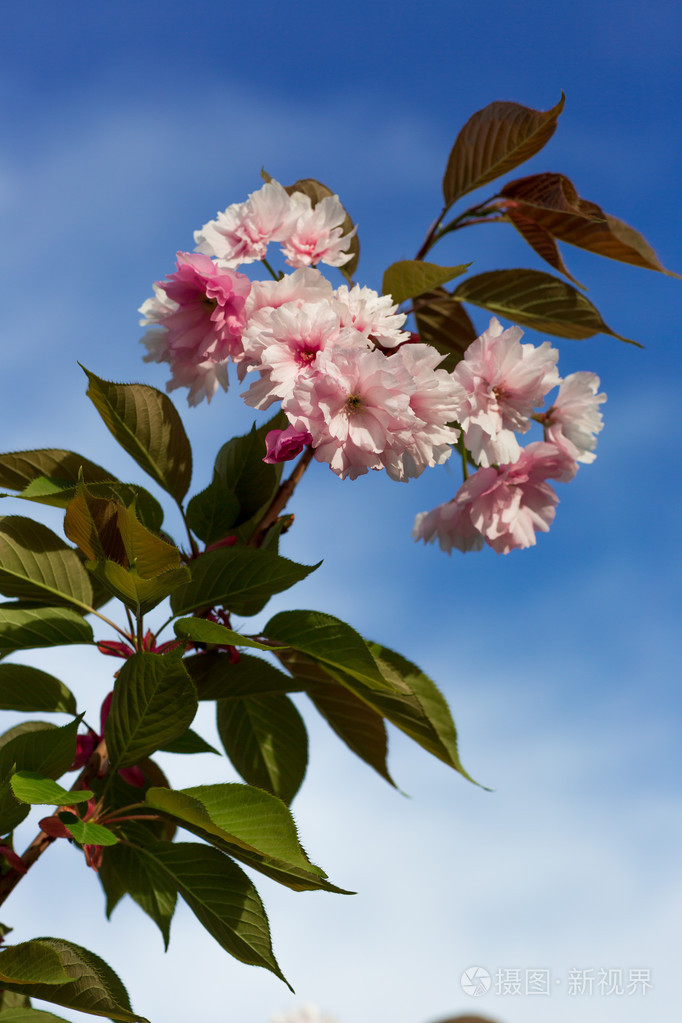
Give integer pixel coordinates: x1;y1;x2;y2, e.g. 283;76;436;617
345;393;362;415
297;348;317;365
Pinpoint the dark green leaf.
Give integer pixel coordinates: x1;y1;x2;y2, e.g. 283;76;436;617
0;718;79;783
0;944;69;986
87;560;189;617
0;939;148;1022
81;368;192;502
453;269;640;344
217;694;308;803
173;617;279;651
185;479;240;545
10;773;92;806
264;610;392;691
0;1005;73;1020
443;94;565;205
170;548;319;618
185;652;300;701
0;518;92;611
0;451;113;493
99;829;177;948
105;653;198;770
414;288;477;371
17;478;164;532
213;421;284;528
159;729;219;756
0;665;76;714
0;605;93;655
139;841;291;986
382;261;470;304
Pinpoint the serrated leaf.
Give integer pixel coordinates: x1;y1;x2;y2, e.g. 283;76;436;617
213;420;284;527
87;561;190;617
413;288;477;371
159;729;219;756
0;518;93;611
10;773;92;806
0;1006;73;1020
505;209;585;287
17;478;164;532
59;816;118;847
0;943;70;986
105;653;198;770
0;605;93;655
185;652;300;701
81;367;192;501
63;488;125;565
263;610;392;691
173;617;279;651
144;784;347;893
0;718;79;783
304;672;396;787
170;547;319;618
138;841;291;986
0;451;113;493
98;829;177;949
453;269;640;344
0;665;76;714
443;94;565;205
382;260;471;304
0;939;148;1022
185;478;240;545
217;694;308;803
283;177;359;281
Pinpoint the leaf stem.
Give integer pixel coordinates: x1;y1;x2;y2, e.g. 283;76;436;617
248;446;315;548
261;257;281;282
177;501;200;559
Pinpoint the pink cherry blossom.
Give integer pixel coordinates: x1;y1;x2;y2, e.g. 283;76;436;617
452;317;560;467
412;500;484;553
264;426;313;463
194;180;303;267
333;284;408;348
280;193;356;268
140;252;251;405
543;371;606;463
451;441;576;554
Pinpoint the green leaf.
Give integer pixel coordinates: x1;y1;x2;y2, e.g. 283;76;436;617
0;938;148;1022
158;729;219;756
81;367;192;502
381;260;471;304
453;269;640;344
63;487;126;564
10;773;92;806
170;548;319;618
105;653;197;770
0;943;70;986
0;518;93;611
263;610;393;691
0;988;31;1012
0;1006;73;1021
173;617;280;652
304;672;396;788
145;784;348;893
137;841;291;986
185;479;240;546
87;561;190;618
443;94;565;205
185;652;300;701
0;718;79;783
217;694;308;803
16;478;164;532
98;829;177;948
413;288;477;371
0;605;93;655
0;451;113;493
58;815;118;847
0;665;76;714
283;177;359;281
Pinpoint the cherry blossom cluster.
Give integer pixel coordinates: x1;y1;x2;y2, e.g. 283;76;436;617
139;179;605;553
412;317;606;554
140;180;460;481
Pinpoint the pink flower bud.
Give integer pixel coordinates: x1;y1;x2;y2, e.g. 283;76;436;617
264;426;312;463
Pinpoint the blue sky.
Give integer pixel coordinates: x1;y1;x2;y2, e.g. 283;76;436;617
1;3;681;1022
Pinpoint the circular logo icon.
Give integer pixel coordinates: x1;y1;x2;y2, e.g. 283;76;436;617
460;966;492;997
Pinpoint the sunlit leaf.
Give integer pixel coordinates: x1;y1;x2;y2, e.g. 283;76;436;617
81;368;192;502
173;617;277;651
382;260;470;304
10;773;92;806
0;605;93;655
0;451;113;493
16;477;164;532
0;518;92;611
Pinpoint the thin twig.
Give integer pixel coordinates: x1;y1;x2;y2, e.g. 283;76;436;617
248;447;315;548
